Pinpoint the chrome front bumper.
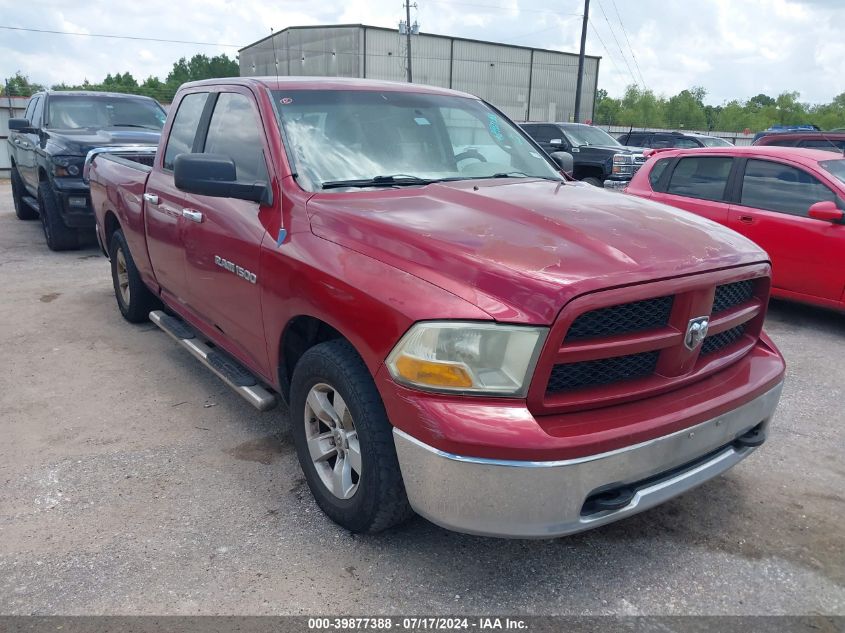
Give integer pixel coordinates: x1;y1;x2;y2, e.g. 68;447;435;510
394;382;783;538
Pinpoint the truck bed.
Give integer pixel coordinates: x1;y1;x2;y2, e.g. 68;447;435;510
88;150;157;290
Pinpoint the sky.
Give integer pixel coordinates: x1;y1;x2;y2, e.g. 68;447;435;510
0;0;843;105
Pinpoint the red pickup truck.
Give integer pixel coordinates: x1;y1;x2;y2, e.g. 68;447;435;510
87;77;785;538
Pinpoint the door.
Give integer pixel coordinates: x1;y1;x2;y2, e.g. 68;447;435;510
182;90;272;375
728;158;845;301
14;96;42;190
145;90;211;306
651;155;734;224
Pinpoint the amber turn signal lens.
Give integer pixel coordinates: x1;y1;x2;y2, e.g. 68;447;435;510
393;355;474;389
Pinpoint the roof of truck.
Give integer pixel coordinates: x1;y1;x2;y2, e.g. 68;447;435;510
180;76;479;100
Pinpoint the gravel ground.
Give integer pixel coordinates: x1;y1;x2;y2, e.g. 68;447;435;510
0;181;842;616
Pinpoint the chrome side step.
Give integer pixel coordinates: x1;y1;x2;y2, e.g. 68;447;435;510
149;310;277;411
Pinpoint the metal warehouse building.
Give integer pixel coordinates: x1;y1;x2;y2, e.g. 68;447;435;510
238;24;600;123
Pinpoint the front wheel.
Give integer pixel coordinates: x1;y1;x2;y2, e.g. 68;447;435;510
11;166;38;220
109;229;160;323
582;176;604;187
290;339;413;533
38;181;79;250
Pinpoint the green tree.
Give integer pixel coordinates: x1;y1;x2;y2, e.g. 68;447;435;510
665;88;707;130
3;71;44;97
594;88;621;125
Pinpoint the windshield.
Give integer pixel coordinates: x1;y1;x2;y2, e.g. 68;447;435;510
562;125;621;147
272;89;561;191
699;136;732;147
819;159;845;185
47;96;166;130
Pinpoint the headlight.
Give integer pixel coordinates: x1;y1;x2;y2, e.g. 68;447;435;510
386;322;548;396
612;154;633;165
53;156;84;177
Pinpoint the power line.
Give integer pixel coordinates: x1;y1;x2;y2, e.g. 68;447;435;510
594;0;638;88
587;20;626;84
610;0;646;87
0;25;242;48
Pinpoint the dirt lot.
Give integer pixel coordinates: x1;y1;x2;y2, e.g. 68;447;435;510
0;181;843;616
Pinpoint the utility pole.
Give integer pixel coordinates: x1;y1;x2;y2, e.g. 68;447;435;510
405;1;414;82
573;0;590;123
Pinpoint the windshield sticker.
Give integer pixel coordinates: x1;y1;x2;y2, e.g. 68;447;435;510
487;114;505;142
279;97;293;105
414;117;431;126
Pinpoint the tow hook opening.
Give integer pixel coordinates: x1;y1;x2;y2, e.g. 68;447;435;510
733;422;767;449
581;487;636;515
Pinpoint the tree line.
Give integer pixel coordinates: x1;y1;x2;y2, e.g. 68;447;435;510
3;53;239;104
594;85;845;133
6;58;845;133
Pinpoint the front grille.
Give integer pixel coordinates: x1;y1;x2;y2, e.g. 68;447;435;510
701;324;746;356
713;280;754;313
546;351;659;394
565;296;674;341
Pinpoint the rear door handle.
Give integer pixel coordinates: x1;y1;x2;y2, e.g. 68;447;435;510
143;193;159;205
738;215;755;224
182;208;203;223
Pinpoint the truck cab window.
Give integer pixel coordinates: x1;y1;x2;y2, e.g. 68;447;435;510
203;93;269;183
163;92;209;171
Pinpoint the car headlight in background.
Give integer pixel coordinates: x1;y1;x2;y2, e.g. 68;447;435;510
53;156;84;177
386;322;548;396
611;154;634;175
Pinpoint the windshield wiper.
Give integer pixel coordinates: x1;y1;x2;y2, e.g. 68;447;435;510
489;171;559;181
321;175;436;190
110;123;159;129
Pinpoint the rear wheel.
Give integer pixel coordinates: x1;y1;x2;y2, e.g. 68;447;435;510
38;181;79;250
582;176;604;187
109;229;160;323
290;339;413;533
11;166;38;220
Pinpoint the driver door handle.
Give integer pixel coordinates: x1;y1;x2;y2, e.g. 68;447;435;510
143;193;159;205
738;215;755;224
182;208;203;223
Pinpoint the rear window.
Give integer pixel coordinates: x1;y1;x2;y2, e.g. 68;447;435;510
799;139;845;153
666;156;733;202
648;158;671;189
699;136;732;147
163;92;209;171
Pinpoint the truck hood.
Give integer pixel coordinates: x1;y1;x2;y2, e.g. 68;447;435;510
45;128;161;156
306;179;767;324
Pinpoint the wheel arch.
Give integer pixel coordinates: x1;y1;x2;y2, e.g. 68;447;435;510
277;315;346;404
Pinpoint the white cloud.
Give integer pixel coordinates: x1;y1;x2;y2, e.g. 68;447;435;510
0;0;842;104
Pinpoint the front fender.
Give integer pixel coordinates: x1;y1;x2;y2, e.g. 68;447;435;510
260;231;491;388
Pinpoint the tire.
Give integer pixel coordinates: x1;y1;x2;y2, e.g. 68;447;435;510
38;181;79;251
582;176;604;188
290;339;413;533
11;166;38;220
109;229;160;323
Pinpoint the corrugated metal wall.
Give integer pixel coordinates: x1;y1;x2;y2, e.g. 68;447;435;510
238;25;599;123
1;97;29;179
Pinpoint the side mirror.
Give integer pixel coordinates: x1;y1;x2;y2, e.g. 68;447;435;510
550;151;574;173
174;154;271;205
808;200;844;223
9;118;34;132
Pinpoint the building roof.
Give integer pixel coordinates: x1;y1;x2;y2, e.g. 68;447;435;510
239;23;601;61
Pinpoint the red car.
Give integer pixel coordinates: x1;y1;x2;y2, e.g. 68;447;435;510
753;131;845;153
626;146;845;312
86;78;785;538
